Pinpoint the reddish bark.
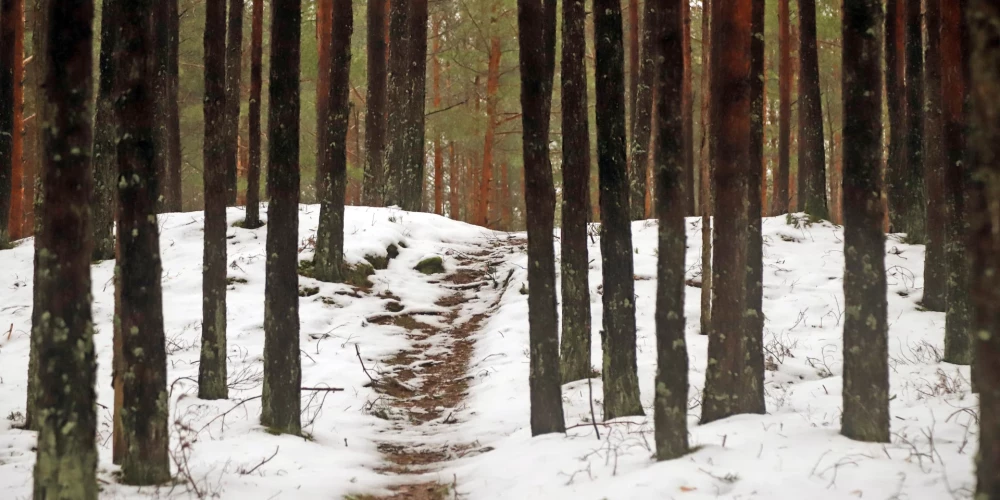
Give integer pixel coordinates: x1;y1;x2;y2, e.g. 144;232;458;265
479;32;501;227
772;0;791;215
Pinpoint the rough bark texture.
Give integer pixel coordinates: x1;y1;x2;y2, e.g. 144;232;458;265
745;0;766;415
941;0;972;366
385;0;409;207
701;0;755;423
166;0;182;211
516;0;564;436
896;0;926;240
967;2;1000;496
223;0;244;206
628;0;655;220
681;0;694;215
245;0;263;227
479;31;501;227
153;0;170;214
628;0;639;140
313;0;352;282
449;143;459;219
261;0;302;436
698;0;712;337
841;0;890;443
772;0;791;215
0;0;19;247
595;0;644;421
362;0;387;207
200;0;229;401
31;0;98;496
90;0;117;261
116;0;171;483
797;0;827;219
432;14;443;216
559;0;591;384
886;0;908;233
653;0;689;461
921;0;947;312
402;0;428;212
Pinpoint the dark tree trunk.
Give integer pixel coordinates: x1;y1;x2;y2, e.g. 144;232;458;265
91;0;118;260
166;0;182;211
941;0;972;366
0;0;17;247
201;0;229;401
840;0;890;443
31;0;98;496
701;0;757;423
116;0;171;483
516;0;564;436
225;0;244;206
245;0;263;227
745;0;766;415
699;0;712;337
628;0;655;220
261;0;302;436
313;0;352;282
559;0;591;384
886;0;907;233
966;2;1000;496
25;0;46;432
362;0;387;207
896;0;926;240
402;0;428;211
797;0;827;219
681;0;694;215
385;0;409;207
772;0;791;215
628;0;638;140
921;0;947;312
153;0;170;214
653;0;688;461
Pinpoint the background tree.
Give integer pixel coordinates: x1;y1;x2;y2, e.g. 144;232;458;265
200;0;229;401
385;0;409;207
0;0;18;247
701;0;759;423
31;0;97;496
746;0;766;415
313;0;353;282
559;0;591;384
921;0;947;312
166;0;182;211
797;0;827;219
840;0;889;443
90;0;118;261
897;0;925;239
244;0;264;228
628;0;655;220
116;0;171;483
681;0;694;215
402;0;428;211
516;0;564;436
771;0;791;215
698;0;712;337
225;0;245;206
261;0;303;436
886;0;907;232
595;0;644;421
362;0;387;206
653;0;689;461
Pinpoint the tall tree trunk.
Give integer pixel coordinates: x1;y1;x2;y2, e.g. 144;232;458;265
385;0;409;207
628;0;655;220
402;0;428;211
797;0;827;219
941;0;972;366
921;0;947;311
840;0;890;443
0;0;21;246
628;0;639;140
516;0;564;436
261;0;302;436
313;0;352;283
479;31;501;227
153;0;170;214
166;0;182;211
225;0;245;206
24;0;45;432
363;0;387;206
967;2;1000;496
772;0;791;214
116;0;170;483
559;0;592;384
595;0;643;420
701;0;756;423
653;0;689;461
90;0;118;260
316;0;330;197
200;0;229;400
896;0;926;240
31;0;98;496
245;0;263;227
449;143;459;219
432;13;443;216
8;0;24;240
745;0;766;415
886;0;907;232
698;0;712;337
681;0;694;215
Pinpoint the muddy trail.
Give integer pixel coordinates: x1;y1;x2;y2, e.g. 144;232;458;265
359;238;519;500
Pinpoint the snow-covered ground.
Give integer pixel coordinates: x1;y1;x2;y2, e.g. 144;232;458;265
0;207;979;499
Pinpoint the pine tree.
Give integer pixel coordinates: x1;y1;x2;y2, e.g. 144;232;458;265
745;0;766;415
840;0;890;443
885;0;907;232
653;0;689;461
261;0;303;436
516;0;564;436
116;0;171;483
681;0;694;215
313;0;353;282
0;0;24;247
772;0;791;215
896;0;925;240
90;0;118;261
225;0;245;206
245;0;264;228
402;0;428;211
362;0;387;207
797;0;827;219
385;0;409;207
201;0;229;401
628;0;655;220
31;0;98;496
921;0;947;312
166;0;183;211
559;0;591;384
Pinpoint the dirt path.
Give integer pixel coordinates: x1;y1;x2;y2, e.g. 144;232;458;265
360;239;517;499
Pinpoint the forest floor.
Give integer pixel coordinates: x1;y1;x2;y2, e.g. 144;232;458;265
0;206;983;500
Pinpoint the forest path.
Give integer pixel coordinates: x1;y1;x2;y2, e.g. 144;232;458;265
361;236;518;500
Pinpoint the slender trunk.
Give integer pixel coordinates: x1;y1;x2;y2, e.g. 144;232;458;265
681;0;694;215
480;32;501;227
501;161;512;229
628;0;639;140
313;0;353;283
701;0;755;423
0;0;22;245
886;0;907;232
200;0;229;400
15;2;26;237
797;0;827;219
245;0;264;227
699;0;711;336
385;0;408;207
559;0;592;384
363;0;387;206
628;0;655;220
922;0;947;311
653;0;689;461
116;0;171;483
402;0;428;211
432;14;443;216
261;0;302;436
31;1;98;496
316;0;331;198
449;143;459;219
841;0;890;443
167;0;182;211
517;0;564;435
225;0;245;206
896;0;926;240
25;0;45;432
153;0;170;214
90;0;118;260
745;0;766;415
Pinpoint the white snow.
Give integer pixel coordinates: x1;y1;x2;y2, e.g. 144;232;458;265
0;207;979;499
